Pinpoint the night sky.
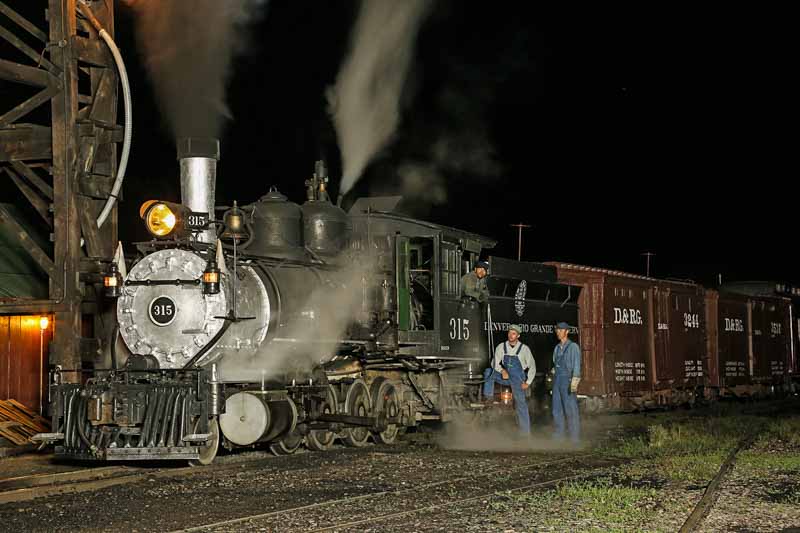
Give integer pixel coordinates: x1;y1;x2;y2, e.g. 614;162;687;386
4;2;794;286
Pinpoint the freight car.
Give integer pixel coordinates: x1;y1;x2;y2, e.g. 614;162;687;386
34;140;580;464
547;263;796;411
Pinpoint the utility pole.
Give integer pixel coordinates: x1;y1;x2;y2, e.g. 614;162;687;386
510;223;531;261
641;252;655;277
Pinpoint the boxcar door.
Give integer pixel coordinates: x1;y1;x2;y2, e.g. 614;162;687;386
604;284;650;395
718;298;749;388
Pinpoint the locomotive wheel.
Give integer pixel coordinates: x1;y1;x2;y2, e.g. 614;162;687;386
189;418;219;467
307;385;338;451
269;431;304;456
372;380;402;445
343;379;372;447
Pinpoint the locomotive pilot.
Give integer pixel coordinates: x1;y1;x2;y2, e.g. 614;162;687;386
552;322;581;444
483;324;535;434
461;260;490;303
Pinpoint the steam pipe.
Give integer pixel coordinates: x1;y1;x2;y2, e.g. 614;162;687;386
78;3;133;229
182;314;233;369
109;324;119;371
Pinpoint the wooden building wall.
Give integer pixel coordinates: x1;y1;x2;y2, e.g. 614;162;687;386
0;315;51;414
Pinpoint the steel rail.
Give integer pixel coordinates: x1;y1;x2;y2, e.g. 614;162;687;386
170;453;602;533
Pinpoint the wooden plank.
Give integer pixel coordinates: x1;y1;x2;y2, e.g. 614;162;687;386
0;316;8;401
49;0;82;378
4;400;49;429
0;205;57;281
0;58;57;88
76;195;103;257
0;124;52;162
10;160;54;200
0;300;65;314
0;2;48;42
71;35;111;68
78;173;113;200
2;167;53;227
0;85;60;128
0;25;57;74
88;67;116;127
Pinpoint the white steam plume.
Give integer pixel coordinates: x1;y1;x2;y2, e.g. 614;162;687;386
328;0;433;196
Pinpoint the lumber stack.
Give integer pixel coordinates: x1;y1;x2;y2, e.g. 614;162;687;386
0;399;50;445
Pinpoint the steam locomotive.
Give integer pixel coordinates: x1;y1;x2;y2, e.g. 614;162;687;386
36;139;579;463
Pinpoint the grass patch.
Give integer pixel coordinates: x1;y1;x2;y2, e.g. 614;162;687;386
739;451;800;472
504;478;660;531
557;479;657;524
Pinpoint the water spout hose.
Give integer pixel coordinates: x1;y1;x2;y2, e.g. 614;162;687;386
77;3;132;229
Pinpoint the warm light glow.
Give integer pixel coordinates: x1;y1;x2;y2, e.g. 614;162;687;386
104;275;119;287
145;203;177;237
500;389;513;405
203;271;219;284
39;316;49;330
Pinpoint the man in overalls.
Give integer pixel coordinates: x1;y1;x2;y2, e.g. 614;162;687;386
552;322;581;444
483;324;536;434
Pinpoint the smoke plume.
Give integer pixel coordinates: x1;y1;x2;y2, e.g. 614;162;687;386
328;0;432;196
396;132;501;207
125;0;266;139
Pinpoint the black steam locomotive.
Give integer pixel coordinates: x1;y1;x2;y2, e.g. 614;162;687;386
36;143;579;464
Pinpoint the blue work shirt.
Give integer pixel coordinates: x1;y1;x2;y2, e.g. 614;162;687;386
553;339;581;378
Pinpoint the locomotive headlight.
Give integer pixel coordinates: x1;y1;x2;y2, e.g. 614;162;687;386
140;200;182;238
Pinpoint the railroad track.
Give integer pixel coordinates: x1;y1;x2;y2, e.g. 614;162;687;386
678;430;760;533
170;453;612;533
0;449;285;505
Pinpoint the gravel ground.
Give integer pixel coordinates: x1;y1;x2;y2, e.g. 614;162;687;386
0;403;798;533
0;452;93;480
699;439;800;533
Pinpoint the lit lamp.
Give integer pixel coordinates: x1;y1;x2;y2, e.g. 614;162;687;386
203;259;221;295
500;385;513;406
39;316;49;330
104;263;123;298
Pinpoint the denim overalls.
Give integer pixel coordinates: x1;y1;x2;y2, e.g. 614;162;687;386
483;342;531;434
552;340;580;443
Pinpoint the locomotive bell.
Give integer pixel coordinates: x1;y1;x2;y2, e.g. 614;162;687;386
220;201;249;241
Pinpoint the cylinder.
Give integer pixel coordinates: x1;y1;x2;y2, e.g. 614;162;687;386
218;391;296;446
177;137;220;243
208;364;221;416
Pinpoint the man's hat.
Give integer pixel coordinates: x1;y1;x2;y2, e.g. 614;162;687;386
475;260;490;270
509;324;522;334
555;321;572;330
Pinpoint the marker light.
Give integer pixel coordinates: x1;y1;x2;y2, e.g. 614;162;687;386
104;263;123;298
203;259;221;295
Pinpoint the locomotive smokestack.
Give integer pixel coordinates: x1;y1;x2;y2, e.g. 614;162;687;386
177;137;220;243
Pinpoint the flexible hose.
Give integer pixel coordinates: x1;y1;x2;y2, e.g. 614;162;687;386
77;3;132;229
75;395;98;453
